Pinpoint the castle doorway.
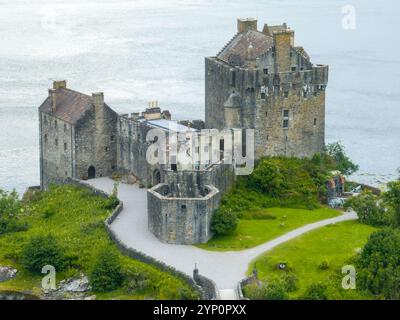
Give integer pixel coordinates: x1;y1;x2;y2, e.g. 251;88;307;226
153;169;161;185
88;166;96;179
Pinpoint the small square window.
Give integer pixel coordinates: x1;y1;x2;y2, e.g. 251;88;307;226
54;120;57;129
64;124;67;132
263;68;269;75
261;92;266;99
314;118;317;126
64;142;67;151
105;146;109;152
110;135;114;142
55;138;58;146
291;66;297;72
283;119;289;129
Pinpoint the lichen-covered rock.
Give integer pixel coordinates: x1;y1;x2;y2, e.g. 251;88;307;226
41;274;92;300
0;266;17;282
59;275;91;292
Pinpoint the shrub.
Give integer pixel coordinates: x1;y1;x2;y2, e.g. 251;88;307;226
282;274;298;292
302;282;328;300
126;272;151;293
90;249;124;292
104;195;119;210
20;235;67;274
211;207;238;235
344;191;392;227
318;261;329;270
265;280;289;300
357;228;400;299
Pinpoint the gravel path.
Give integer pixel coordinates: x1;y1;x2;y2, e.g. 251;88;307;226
86;178;358;298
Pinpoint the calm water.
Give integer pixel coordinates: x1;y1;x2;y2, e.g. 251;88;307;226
0;0;399;194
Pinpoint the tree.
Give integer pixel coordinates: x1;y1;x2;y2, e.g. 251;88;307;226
357;228;400;299
383;181;400;227
344;191;392;227
20;234;66;274
0;189;27;235
211;208;238;235
325;142;359;176
90;249;125;292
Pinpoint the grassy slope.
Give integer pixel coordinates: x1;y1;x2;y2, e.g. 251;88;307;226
0;185;197;300
247;220;376;299
197;207;341;251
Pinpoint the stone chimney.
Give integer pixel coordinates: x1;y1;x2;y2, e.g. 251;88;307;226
273;30;295;73
53;80;67;90
49;88;57;113
92;92;104;111
237;18;257;33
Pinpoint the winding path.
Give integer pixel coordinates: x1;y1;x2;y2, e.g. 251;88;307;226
87;178;357;299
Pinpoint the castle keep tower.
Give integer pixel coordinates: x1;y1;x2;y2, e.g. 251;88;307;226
205;18;329;158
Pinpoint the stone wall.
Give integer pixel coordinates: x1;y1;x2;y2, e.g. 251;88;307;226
116;115;161;187
39;112;75;189
75;103;118;180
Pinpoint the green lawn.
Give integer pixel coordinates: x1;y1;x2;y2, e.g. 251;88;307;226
197;207;341;251
247;220;376;299
0;185;198;300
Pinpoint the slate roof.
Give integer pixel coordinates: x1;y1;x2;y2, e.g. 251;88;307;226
39;88;108;124
217;30;273;67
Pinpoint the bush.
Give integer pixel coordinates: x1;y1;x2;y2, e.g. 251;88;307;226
20;235;67;273
344;191;392;227
244;275;294;300
90;249;125;292
242;282;267;300
248;158;319;207
357;228;400;299
282;274;298;292
265;280;289;300
211;207;238;235
126;272;151;293
104;195;119;210
302;282;328;300
318;261;330;270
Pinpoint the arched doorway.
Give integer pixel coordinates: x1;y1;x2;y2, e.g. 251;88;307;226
88;166;96;179
153;169;161;185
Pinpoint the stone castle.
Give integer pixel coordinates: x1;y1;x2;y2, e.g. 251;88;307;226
39;18;328;245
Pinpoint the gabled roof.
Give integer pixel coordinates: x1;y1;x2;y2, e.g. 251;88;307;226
39;88;105;124
217;30;273;67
